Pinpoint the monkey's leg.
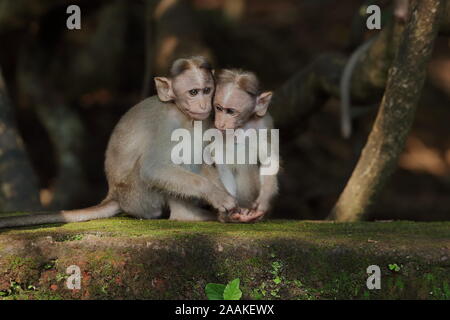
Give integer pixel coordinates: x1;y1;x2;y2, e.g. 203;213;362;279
234;166;260;208
116;183;164;219
168;198;216;221
142;164;237;213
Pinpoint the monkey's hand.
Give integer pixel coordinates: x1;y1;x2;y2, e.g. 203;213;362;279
207;190;238;214
199;165;238;213
227;208;265;223
252;198;269;215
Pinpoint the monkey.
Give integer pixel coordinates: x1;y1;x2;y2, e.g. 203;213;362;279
0;56;237;229
340;0;410;138
209;69;279;223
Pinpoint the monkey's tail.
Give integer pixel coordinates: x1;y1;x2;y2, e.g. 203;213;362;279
340;36;378;138
0;200;121;229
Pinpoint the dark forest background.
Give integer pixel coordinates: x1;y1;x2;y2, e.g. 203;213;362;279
0;0;449;221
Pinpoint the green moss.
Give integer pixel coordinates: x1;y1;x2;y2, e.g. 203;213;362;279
1;218;448;241
0;220;448;300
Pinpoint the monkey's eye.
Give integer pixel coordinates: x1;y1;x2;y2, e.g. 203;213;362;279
215;105;223;112
226;108;236;115
203;87;211;95
189;89;199;96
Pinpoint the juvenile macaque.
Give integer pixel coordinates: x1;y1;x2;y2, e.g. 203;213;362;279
0;56;236;228
211;69;279;223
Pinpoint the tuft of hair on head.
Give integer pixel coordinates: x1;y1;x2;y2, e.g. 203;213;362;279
216;69;260;97
170;56;213;78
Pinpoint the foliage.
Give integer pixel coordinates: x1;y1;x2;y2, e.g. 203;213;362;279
205;278;242;300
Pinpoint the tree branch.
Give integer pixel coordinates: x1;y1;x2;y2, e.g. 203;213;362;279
271;0;449;129
330;0;445;221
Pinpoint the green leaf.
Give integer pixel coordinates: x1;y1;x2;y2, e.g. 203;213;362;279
388;263;400;272
223;278;242;300
205;283;226;300
273;276;282;285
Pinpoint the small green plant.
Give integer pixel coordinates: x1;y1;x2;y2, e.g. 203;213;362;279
388;263;401;272
270;261;282;275
43;260;56;270
205;278;242;300
72;234;84;241
0;281;22;298
56;272;68;282
293;280;303;288
270;288;280;298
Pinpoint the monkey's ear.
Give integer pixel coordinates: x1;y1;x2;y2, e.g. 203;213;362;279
154;77;175;102
255;91;273;117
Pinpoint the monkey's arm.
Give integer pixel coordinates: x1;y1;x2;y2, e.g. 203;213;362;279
253;173;278;214
201;164;244;222
256;122;279;213
141;164;236;213
228;171;278;223
201;164;235;195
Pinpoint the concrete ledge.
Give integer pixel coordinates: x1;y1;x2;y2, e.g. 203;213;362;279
0;218;449;299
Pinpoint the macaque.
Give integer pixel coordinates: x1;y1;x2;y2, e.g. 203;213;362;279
211;69;279;223
0;56;236;228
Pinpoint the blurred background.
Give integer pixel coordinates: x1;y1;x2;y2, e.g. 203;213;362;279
0;0;449;221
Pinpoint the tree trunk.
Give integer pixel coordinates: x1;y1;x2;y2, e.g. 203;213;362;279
329;0;445;221
34;102;88;209
0;67;40;211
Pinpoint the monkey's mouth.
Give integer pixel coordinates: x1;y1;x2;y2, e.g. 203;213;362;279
215;126;236;132
189;111;210;119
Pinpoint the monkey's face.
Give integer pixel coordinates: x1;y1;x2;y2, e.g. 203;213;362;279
213;85;255;130
172;69;215;120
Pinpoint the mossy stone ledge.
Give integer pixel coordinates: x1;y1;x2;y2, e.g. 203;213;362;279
0;218;449;300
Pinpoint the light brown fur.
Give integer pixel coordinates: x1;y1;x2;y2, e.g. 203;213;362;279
213;69;278;223
0;57;235;228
